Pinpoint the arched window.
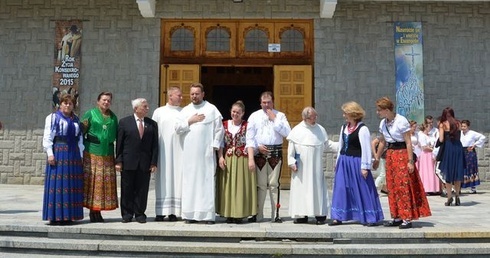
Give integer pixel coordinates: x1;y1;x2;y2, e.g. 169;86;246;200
280;28;304;52
171;27;194;51
206;27;230;52
244;28;268;52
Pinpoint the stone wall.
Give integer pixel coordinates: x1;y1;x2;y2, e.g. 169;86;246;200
0;0;488;184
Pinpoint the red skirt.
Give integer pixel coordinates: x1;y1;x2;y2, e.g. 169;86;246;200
385;149;431;220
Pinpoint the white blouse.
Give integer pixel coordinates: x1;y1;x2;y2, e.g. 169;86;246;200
42;113;84;158
378;114;410;143
461;130;486;148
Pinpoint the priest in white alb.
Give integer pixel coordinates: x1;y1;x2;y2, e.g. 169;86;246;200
151;86;184;222
176;83;223;224
287;107;337;225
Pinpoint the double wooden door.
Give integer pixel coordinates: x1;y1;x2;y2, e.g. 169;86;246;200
160;64;312;188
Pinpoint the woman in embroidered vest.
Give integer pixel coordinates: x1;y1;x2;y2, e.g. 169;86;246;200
42;94;84;225
81;92;118;222
329;101;384;227
373;97;431;229
216;100;257;224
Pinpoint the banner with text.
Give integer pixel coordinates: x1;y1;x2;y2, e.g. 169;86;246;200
394;21;424;122
52;20;82;113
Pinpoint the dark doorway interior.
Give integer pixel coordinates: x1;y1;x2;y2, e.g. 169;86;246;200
201;66;273;120
213;85;264;121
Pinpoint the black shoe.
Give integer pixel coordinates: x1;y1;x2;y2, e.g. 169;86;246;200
293;216;308;224
399;221;412;229
95;212;104;223
328;220;342;226
226;217;234;224
136;217;147;224
455;196;461;206
89;212;97;223
248;215;257;223
274;217;283;223
59;220;73;226
48;221;61;226
205;221;215;225
185;219;197;224
445;197;454;206
122;218;132;223
234;218;243;224
168;214;178;221
365;223;378;227
316;220;326;225
383;219;403;227
154;215;165;222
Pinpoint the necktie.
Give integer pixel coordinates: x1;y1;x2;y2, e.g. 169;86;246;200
138;119;144;139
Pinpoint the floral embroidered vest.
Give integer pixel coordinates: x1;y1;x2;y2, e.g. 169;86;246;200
223;120;248;157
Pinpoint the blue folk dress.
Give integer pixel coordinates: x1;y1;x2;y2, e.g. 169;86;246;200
330;124;384;224
42;111;84;222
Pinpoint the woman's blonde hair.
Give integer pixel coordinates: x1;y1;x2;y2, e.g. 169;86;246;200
341;101;365;122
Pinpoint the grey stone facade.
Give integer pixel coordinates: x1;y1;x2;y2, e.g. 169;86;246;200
0;0;488;184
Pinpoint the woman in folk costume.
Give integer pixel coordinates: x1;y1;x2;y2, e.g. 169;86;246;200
42;94;84;225
417;123;440;194
373;97;431;229
216;100;257;224
329;101;384;227
460;119;486;194
81;92;118;222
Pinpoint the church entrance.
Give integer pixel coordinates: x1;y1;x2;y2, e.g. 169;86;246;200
159;19;315;188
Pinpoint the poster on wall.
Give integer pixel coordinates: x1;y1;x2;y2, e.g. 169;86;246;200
52;20;82;113
394;21;424;122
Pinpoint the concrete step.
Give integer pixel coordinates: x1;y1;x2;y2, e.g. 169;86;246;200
1;225;490;257
1;235;490;257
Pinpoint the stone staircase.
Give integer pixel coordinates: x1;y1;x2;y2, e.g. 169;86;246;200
1;223;490;257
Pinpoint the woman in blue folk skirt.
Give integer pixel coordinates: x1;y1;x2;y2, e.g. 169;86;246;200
42;94;84;225
329;101;384;227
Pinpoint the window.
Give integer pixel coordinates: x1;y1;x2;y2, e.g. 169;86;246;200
244;28;268;52
206;27;230;52
280;28;304;52
171;27;194;51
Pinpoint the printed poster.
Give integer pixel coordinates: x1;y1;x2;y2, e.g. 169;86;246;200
52;20;82;113
394;22;424;122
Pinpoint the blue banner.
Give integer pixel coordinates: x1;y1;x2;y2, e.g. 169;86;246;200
394;22;424;122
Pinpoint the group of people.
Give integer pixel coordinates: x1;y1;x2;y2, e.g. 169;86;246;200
41;88;485;229
42;92;119;225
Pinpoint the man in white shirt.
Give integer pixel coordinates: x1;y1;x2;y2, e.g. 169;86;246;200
246;91;291;222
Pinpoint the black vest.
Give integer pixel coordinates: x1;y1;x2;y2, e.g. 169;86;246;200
339;123;365;157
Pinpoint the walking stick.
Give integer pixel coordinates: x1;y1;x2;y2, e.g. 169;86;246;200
274;164;283;223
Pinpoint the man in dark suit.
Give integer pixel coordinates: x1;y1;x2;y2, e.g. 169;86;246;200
116;98;158;223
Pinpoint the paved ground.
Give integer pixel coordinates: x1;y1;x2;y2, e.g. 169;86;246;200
1;179;489;228
1;180;490;257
